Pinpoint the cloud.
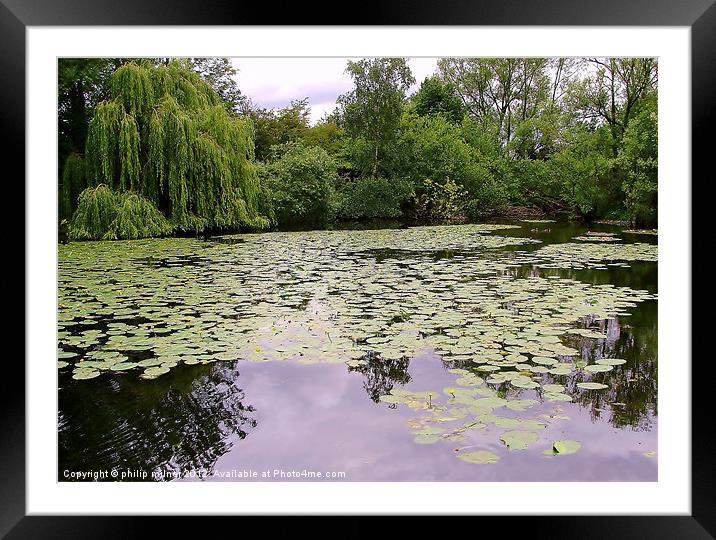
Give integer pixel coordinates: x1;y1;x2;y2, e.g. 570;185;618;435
232;57;438;125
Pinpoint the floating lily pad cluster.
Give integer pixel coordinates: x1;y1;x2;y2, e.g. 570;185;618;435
59;225;655;387
514;241;658;269
572;232;621;242
58;223;657;466
378;372;589;464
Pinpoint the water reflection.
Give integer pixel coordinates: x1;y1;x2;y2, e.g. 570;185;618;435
58;220;658;481
567;301;658;430
58;361;256;481
348;354;412;402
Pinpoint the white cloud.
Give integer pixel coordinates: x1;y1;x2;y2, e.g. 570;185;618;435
232;57;438;125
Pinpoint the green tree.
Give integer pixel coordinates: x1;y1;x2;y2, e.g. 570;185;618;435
58;58;127;161
617;94;657;225
412;76;465;123
71;60;267;240
260;143;338;226
188;58;246;113
438;58;551;145
338;58;415;177
302;119;344;155
569;58;657;157
335;176;412;220
249;99;311;161
546;124;615;218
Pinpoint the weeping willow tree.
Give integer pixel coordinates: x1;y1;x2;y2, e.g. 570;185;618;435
70;60;267;240
59;153;87;221
69;185;173;240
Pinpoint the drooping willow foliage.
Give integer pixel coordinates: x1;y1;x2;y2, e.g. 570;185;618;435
73;60;267;240
68;185;173;240
59;153;87;221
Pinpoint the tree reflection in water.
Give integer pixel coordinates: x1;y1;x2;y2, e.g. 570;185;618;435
58;361;256;481
566;301;657;430
348;353;412;402
353;301;657;432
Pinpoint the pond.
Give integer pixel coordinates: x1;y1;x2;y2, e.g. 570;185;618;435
57;221;658;481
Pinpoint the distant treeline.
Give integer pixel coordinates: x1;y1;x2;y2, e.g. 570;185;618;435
58;57;657;240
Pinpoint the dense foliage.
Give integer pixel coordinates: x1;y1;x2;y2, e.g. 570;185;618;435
259;143;338;226
68;185;173;240
61;60;267;239
59;56;658;240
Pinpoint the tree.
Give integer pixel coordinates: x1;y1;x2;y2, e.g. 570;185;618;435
569;58;657;157
302;119;344;155
412;76;465;123
617;94;658;225
187;58;246;113
259;142;338;225
248;98;311;161
438;58;552;147
58;58;130;220
58;58;127;161
70;60;267;240
338;58;415;177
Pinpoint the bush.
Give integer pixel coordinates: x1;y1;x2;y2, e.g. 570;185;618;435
261;143;338;226
545;126;616;219
68;185;173;240
410;178;467;223
396;114;476;187
463;174;509;220
336;177;413;220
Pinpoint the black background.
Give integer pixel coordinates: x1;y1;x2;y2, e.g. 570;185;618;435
3;0;710;537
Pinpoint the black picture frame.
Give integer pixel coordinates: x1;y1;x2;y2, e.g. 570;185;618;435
5;0;709;536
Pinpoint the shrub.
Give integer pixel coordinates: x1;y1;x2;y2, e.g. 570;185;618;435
411;178;467;223
261;143;338;226
336;177;413;220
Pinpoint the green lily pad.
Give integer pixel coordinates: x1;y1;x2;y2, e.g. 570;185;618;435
544;392;572;402
414;433;441;445
142;366;170;379
577;382;608;390
596;358;627;366
457;450;500;464
584;364;613;373
500;430;540;450
110;362;139;371
72;369;100;380
506;399;539;411
544;440;582;455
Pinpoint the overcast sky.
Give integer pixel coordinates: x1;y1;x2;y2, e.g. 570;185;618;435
231;58;439;125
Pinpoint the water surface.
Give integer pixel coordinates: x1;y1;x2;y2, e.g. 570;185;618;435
58;221;657;481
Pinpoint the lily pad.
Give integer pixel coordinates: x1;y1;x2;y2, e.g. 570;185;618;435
577;382;608;390
457;450;500;464
544;440;582;455
110;362;139;371
596;358;627;366
584;364;613;373
72;369;100;380
142;366;170;379
500;430;540;450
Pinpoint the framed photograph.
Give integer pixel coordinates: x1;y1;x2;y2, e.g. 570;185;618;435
8;0;709;535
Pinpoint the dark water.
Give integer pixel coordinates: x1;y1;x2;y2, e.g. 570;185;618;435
58;221;657;482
